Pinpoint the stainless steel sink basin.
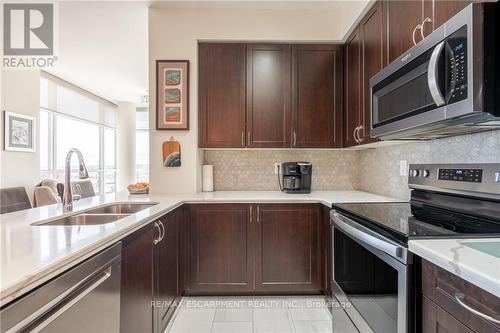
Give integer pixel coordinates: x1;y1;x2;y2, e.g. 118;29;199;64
32;202;158;226
34;213;131;226
84;203;157;215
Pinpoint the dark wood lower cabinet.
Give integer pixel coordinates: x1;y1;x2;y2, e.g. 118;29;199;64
187;204;253;294
421;259;500;333
121;208;182;333
120;224;155;333
255;204;322;293
423;295;474;333
185;203;324;295
154;209;181;333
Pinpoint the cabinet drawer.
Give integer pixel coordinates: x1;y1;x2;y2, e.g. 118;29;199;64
422;259;500;332
423;296;474;333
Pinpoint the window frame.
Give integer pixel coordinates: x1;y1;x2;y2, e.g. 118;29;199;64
40;108;117;194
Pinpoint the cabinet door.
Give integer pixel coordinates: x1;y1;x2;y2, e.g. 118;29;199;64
255;204;322;293
344;29;362;147
189;204;253;293
422;296;474;333
386;1;423;63
154;209;181;333
292;45;343;148
360;1;385;144
247;44;291;148
423;0;472;36
198;43;246;148
121;224;155;333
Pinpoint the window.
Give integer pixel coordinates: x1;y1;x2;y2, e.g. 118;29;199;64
39;74;117;194
136;109;149;182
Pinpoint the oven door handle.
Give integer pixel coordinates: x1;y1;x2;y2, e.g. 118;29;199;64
330;211;407;263
427;41;446;107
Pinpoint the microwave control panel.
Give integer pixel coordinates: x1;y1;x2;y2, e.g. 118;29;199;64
438;168;482;183
446;26;468;104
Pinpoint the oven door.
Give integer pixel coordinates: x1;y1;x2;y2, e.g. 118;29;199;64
330;211;412;333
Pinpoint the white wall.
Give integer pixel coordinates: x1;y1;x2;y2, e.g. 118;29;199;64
116;102;137;191
0;70;41;202
49;1;148;104
148;6;347;194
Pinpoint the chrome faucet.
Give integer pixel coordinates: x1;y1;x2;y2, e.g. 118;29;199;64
63;148;89;212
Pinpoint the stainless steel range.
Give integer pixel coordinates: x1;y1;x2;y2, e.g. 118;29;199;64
330;163;500;333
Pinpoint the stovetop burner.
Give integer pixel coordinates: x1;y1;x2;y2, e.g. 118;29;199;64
332;199;500;245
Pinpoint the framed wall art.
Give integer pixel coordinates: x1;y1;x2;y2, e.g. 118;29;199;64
3;111;36;152
156;60;189;130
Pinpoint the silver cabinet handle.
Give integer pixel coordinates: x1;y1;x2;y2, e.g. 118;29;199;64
249;206;252;223
358;125;365;143
293;132;297;147
158;220;165;243
153;221;161;245
247;131;251;146
31;267;112;332
427;41;446;106
353;126;360;144
420;17;432;40
455;293;500;324
241;131;245;147
256;205;260;223
412;24;422;46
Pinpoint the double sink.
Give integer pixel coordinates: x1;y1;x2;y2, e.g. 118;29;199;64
33;203;158;226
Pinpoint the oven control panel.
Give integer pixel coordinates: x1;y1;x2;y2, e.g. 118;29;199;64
408;164;500;200
438;168;482;183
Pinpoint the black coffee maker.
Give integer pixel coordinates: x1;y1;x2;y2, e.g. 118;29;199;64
281;162;312;194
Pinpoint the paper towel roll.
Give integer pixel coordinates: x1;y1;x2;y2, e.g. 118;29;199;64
202;165;214;192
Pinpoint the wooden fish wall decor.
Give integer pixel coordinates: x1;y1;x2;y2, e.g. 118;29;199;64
162;137;181;167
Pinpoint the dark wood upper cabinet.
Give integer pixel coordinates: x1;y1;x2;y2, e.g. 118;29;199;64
154;209;181;333
423;0;472;37
254;204;322;293
247;44;291;148
188;204;253;293
344;29;362;148
386;1;424;63
292;44;343;148
360;1;385;144
198;43;246;148
121;224;154;333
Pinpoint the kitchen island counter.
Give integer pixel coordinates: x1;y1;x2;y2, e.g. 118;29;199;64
0;190;399;306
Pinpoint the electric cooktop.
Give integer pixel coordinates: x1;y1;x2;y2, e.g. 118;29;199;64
332;201;500;245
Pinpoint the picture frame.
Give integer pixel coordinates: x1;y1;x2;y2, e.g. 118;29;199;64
3;111;36;152
156;60;189;130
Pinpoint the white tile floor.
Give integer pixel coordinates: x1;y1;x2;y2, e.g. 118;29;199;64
165;296;358;333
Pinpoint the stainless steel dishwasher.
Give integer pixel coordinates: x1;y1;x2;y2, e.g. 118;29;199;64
0;242;121;333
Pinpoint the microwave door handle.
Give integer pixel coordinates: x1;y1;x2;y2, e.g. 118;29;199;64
427;41;446;106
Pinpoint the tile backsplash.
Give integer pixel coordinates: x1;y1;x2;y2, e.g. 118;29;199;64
203;150;360;191
203;130;500;199
358;130;500;200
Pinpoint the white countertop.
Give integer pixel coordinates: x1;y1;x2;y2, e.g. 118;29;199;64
409;238;500;297
0;190;399;306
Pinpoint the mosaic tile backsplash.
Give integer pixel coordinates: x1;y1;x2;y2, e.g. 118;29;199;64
358;130;500;200
203;130;500;199
203;150;360;191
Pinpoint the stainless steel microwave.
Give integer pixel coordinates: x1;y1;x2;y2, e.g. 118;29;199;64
370;3;500;140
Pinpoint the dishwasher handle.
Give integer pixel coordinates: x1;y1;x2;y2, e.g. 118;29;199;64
25;267;113;333
330;210;408;263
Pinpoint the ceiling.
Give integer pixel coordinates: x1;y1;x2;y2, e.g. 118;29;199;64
48;1;148;105
48;0;369;105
